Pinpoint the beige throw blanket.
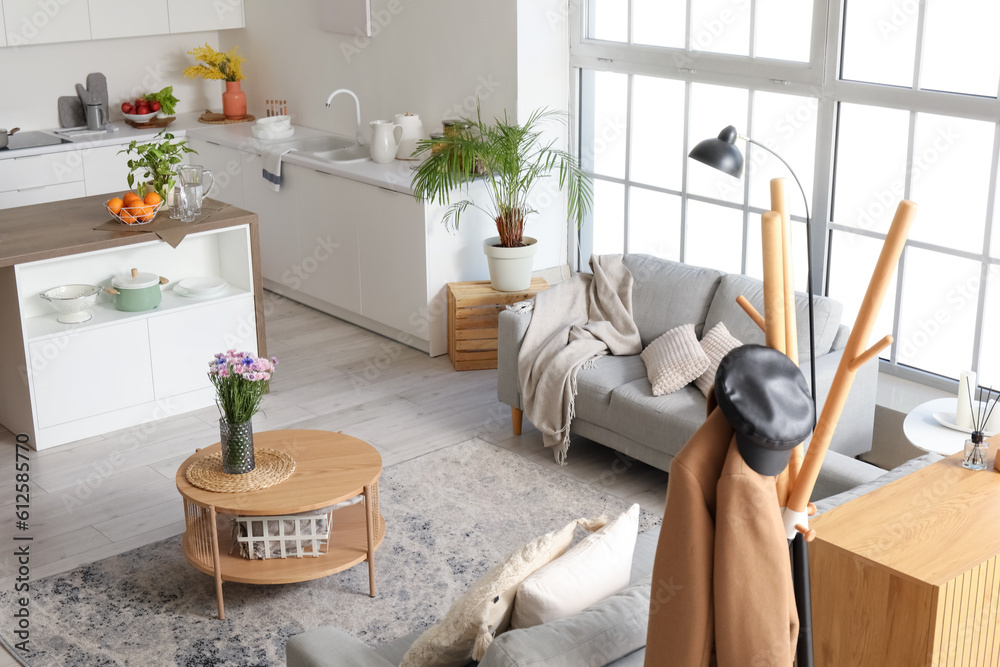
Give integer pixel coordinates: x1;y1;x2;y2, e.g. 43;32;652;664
517;255;641;464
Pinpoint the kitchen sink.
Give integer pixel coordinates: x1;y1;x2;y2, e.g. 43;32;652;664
286;136;354;153
303;143;370;163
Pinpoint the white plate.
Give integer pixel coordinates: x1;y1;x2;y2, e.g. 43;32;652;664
177;276;227;293
251;126;295;140
932;410;997;437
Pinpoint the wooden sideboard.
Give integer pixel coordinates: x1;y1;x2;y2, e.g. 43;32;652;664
810;451;1000;666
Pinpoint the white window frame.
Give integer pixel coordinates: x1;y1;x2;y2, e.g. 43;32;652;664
571;0;1000;392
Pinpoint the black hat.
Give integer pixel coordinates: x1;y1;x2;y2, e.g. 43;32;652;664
714;344;815;476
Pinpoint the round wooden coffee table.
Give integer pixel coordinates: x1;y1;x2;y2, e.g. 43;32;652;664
176;430;384;619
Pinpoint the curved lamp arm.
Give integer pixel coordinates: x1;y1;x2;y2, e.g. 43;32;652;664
740;133;817;412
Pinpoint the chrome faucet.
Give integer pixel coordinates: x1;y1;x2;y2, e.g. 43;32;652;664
325;88;366;145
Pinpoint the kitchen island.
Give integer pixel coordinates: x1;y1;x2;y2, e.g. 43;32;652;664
0;194;265;450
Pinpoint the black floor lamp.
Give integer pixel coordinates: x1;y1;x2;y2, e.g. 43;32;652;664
688;125;817;411
688;125;817;667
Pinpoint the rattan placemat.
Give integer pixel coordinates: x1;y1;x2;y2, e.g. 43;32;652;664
198;110;256;125
185;448;295;493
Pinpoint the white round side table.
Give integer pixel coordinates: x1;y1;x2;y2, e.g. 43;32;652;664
903;397;991;456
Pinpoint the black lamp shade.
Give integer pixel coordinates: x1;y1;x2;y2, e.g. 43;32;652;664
688;125;744;178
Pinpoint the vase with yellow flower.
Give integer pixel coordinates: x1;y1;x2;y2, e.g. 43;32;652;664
184;43;248;119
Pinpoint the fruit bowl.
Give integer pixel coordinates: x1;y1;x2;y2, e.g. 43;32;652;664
107;200;163;225
39;284;102;323
122;110;158;123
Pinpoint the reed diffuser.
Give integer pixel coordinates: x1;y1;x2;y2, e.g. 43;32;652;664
963;384;997;470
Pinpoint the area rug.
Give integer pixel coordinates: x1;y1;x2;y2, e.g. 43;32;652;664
0;439;660;666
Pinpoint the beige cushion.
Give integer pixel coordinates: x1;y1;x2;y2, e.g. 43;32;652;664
640;323;709;396
694;322;743;397
400;517;604;667
510;504;640;629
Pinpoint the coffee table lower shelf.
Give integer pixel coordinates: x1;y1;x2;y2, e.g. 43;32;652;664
182;501;385;612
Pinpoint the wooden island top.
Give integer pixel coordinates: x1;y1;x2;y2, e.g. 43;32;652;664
0;194;259;267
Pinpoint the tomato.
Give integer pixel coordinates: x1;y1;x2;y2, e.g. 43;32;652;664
121;102;132;113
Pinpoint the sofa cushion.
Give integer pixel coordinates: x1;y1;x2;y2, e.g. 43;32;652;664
622;254;724;347
605;379;709;459
399;519;583;666
693;322;743;397
480;578;651;667
575;355;649;424
512;504;639;629
703;273;843;361
640;324;709;397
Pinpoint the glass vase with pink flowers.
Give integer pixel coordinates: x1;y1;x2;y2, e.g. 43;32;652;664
208;350;278;474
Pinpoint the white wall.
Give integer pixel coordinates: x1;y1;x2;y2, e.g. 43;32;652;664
221;0;517;138
0;31;223;131
517;0;572;273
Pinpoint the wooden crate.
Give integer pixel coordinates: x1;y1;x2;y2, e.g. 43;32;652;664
447;278;549;371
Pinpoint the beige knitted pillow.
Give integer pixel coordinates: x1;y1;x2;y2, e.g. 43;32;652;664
640;323;709;397
400;516;608;667
694;322;743;396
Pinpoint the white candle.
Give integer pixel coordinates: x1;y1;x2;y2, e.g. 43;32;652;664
957;370;977;430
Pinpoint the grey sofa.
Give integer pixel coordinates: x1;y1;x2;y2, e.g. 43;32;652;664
498;254;879;488
285;452;945;667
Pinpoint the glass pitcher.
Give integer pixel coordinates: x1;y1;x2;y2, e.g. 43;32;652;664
176;165;217;215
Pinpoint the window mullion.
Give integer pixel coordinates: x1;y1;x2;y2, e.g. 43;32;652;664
970;125;1000;376
623;74;634;253
910;0;928;91
680;80;692;264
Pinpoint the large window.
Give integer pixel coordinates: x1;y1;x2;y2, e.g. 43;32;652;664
573;0;1000;391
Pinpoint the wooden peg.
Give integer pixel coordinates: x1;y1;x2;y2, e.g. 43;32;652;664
736;295;766;331
787;200;917;515
795;524;816;542
770;178;799;366
848;335;893;372
761;211;787;356
807;502;816;517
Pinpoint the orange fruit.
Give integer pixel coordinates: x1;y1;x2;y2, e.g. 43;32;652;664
123;192;142;205
143;192;162;206
106;197;124;215
135;205;155;222
119;210;137;224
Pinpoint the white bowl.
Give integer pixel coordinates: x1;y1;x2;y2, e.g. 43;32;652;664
40;284;102;323
252;126;295;140
123;111;158;123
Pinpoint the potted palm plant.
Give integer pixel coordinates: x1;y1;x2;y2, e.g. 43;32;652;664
410;107;593;291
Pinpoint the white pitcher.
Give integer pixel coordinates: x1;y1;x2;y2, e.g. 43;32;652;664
395;112;425;160
370;120;402;164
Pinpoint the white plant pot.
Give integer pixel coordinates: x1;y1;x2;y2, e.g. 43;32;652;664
483;236;538;292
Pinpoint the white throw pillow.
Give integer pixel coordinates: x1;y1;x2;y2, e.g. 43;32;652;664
640;323;710;396
400;516;607;667
510;504;640;629
694;322;743;397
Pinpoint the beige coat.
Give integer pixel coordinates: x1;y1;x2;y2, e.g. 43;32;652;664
645;408;797;666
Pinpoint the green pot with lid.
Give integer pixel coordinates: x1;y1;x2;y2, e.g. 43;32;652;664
105;268;169;312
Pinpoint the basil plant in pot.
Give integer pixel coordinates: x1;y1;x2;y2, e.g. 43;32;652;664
410;108;593;291
119;131;197;202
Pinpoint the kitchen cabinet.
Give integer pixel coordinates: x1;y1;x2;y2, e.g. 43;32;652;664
0;150;86;209
3;0;91;46
147;296;256;399
29;320;155;429
186;139;245;208
358;184;425;338
88;0;168;40
244;153;301;289
0;196;266;450
167;0;244;33
293;166;361;313
83;144;132;197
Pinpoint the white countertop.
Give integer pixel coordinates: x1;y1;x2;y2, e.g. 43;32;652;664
1;111;420;195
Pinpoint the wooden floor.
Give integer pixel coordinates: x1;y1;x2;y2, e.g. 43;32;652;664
0;290;669;656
